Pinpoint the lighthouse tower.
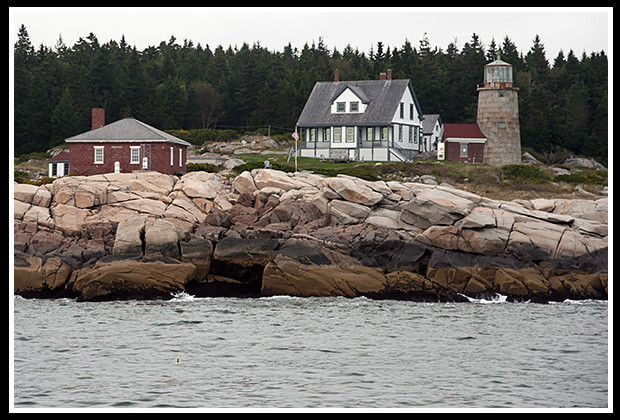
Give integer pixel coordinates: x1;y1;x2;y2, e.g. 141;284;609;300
476;56;521;165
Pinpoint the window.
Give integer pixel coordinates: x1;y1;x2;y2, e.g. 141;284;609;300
380;127;388;141
336;102;346;112
460;143;468;158
170;147;174;166
51;163;57;177
398;125;403;142
345;127;354;143
309;128;316;142
410;104;414;120
64;163;69;176
399;102;404;119
179;148;182;167
333;127;342;143
349;101;359;112
408;127;413;143
498;121;506;128
94;146;104;164
130;146;140;164
323;128;330;142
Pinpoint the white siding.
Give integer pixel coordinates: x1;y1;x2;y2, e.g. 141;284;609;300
330;88;368;114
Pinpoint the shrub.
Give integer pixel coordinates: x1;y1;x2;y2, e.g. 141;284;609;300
501;164;550;184
555;170;607;185
186;162;222;173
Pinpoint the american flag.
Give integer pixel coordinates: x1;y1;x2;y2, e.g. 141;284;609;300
292;130;299;141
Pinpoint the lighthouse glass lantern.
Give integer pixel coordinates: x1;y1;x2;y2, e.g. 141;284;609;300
483;56;513;89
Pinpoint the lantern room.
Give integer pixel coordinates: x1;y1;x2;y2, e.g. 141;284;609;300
483;56;514;89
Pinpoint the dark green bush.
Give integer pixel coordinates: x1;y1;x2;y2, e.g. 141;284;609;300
501;164;551;184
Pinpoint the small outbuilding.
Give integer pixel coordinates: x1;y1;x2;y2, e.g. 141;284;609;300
57;108;190;176
48;151;70;178
438;123;486;164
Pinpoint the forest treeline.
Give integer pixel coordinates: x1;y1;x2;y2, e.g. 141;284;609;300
13;25;608;165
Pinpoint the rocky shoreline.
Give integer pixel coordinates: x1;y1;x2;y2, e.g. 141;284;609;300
13;169;608;302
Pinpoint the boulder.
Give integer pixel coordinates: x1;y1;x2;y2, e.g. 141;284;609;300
22;205;54;229
71;255;196;301
110;198;167;217
14;199;31;220
174;172;219;200
113;215;148;255
180;236;214;282
144;218;182;258
317;177;383;206
14;183;40;204
232;170;258;195
253;169;310;191
14;255;72;297
400;188;476;229
262;253;386;298
210;237;280;283
328;200;371;225
50;204;91;235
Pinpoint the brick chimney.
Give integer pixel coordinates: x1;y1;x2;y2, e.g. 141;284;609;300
379;72;386;81
386;69;392;80
334;69;339;82
92;108;105;130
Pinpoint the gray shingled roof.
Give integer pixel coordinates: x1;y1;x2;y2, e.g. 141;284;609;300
296;79;423;127
65;117;191;146
422;114;441;134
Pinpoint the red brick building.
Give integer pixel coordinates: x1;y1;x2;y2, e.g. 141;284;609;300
59;109;190;176
439;123;486;164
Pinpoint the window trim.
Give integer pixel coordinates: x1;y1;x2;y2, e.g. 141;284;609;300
94;146;104;164
460;143;468;158
130;146;141;164
333;127;342;143
345;127;355;143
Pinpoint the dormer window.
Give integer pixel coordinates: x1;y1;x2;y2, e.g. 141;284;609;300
330;85;369;114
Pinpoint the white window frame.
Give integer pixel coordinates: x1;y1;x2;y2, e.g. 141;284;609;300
345;127;355;143
333;127;342;143
179;147;182;167
130;146;141;164
460;143;468;158
170;147;174;166
94;146;104;164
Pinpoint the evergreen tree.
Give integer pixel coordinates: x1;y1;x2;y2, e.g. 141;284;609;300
12;25;607;162
50;87;80;147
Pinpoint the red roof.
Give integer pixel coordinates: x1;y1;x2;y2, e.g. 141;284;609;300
442;123;486;140
49;151;70;162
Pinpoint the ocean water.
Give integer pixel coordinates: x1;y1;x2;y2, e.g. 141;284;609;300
12;294;609;410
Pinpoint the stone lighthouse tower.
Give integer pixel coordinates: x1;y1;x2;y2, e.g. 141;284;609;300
476;56;521;165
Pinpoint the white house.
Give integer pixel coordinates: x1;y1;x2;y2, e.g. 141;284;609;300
422;114;443;152
296;70;424;162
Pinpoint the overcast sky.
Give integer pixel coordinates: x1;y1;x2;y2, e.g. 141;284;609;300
11;7;611;62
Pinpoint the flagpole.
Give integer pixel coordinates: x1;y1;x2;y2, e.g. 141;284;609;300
294;126;298;173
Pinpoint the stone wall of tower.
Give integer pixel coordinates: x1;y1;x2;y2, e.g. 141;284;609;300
476;88;522;165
